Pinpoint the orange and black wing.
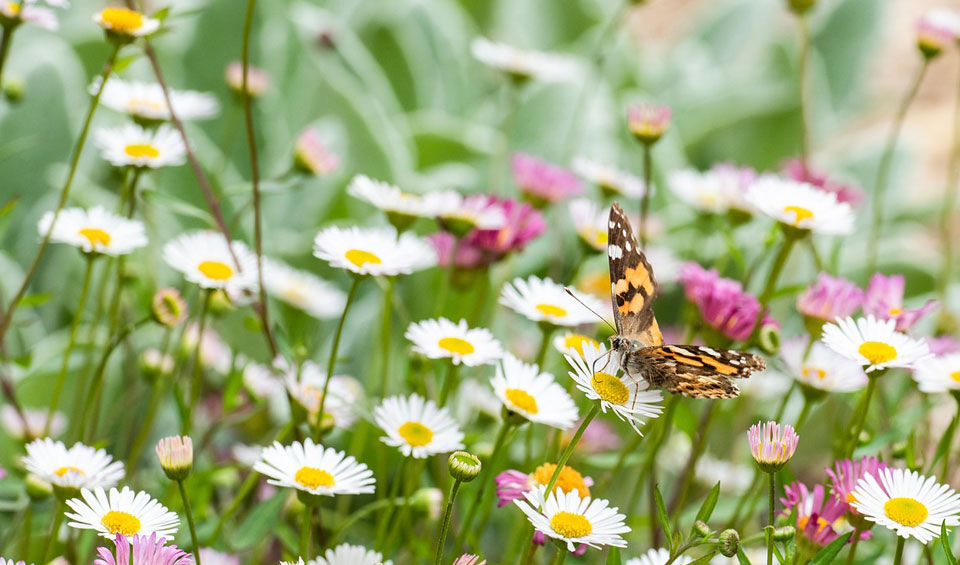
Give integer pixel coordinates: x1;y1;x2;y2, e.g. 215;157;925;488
629;345;766;399
607;203;664;347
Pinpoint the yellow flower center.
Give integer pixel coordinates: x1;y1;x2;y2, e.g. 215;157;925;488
697;192;719;207
563;334;598;356
53;466;84;477
783;205;814;225
505;388;538;414
883;497;928;528
594;231;608;246
101;510;142;536
78;227;111;247
592;371;629;405
532;463;591;498
889;307;903;316
5;2;20;15
535;303;567;319
398;421;433;447
294;466;335;489
99;7;144;32
281;286;307;305
437;337;475;356
802;366;827;380
798;515;831;532
951;370;960;384
344;249;381;268
858;341;897;365
127;98;166;113
549;511;592;538
845;492;857;504
197;260;233;280
123;143;160;159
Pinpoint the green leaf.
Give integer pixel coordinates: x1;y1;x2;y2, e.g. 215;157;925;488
929;415;958;472
242;315;262;333
687;553;718;565
605;547;621;565
737;548;752;565
0;196;18;215
19;293;50;308
809;532;853;564
695;481;721;524
112;55;140;74
230;490;286;549
942;521;958;565
654;484;673;551
153;6;171;21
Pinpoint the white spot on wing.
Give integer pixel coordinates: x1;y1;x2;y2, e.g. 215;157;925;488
625;241;631;252
700;347;721;358
608;244;623;259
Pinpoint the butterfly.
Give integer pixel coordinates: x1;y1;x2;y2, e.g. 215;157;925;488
606;202;765;398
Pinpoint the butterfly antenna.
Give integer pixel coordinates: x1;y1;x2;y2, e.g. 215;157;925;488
564;288;617;333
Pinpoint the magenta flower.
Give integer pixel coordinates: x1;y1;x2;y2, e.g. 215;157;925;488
927;335;960;356
294;127;339;176
796;273;863;322
510;153;582;206
825;456;887;512
430;196;545;269
781;482;868;548
495;470;533;507
679;262;763;341
627;102;671;144
747;420;799;473
782;159;865;207
95;534;194;565
862;273;938;332
452;555;486;565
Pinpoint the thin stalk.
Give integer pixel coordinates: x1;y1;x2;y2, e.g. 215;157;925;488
300;502;313;558
45;256;95;435
491;83;518;195
0;22;18;89
434;479;462;565
668;402;718;515
552;547;567;565
639;144;653;248
796;14;812;167
892;536;906;565
845;373;880;458
40;500;63;564
942;395;960;480
867;59;930;272
542;404;599;500
938;56;960;305
126;379;163;470
375;456;408;548
750;233;798;344
317;276;361;424
177;480;201;564
795;395;812;430
379;277;395;398
534;325;556;369
17;504;31;559
184;291;212;434
843;528;862;565
456;419;516;548
0;43;120;348
438;363;459;407
766;472;775;565
240;0;278;358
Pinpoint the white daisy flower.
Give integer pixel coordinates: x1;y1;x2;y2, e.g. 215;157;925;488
0;0;61;31
470;38;580;82
1;406;65;440
253;438;375;497
374;394;464;458
568;198;609;251
285;361;363;430
347;175;457;222
93;7;160;37
263;258;346;319
913;353;960;394
491;353;578;429
822;316;931;373
22;438;125;490
94;124;185;169
781;337;868;393
851;467;960;544
553;332;601;357
667;166;756;216
240;359;288;420
313;226;437;276
513;485;630;551
64;487;179;540
98;79;220;122
404;318;503;367
434;193;507;230
565;342;663;435
163;231;259;294
307;543;393;565
626;548;693;565
744;176;854;235
500;275;606;327
37;206;147;256
571;157;646;198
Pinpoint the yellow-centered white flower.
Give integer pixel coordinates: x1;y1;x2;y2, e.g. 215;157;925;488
781;337;868;392
64;486;179;540
374;394;464;458
94;123;185;168
163;231;259;294
347;175;459;220
405;318;503;367
914;353;960;393
851;467;960;544
98;79;219;122
262;258;346;319
253;439;375;497
93;7;159;37
571;157;646;198
513;485;630;551
22;438;125;490
470;38;580;82
38;206;147;256
500;275;607;327
745;176;854;235
822;316;931;373
625;548;693;565
306;543;393;565
313;226;436;276
491;353;578;429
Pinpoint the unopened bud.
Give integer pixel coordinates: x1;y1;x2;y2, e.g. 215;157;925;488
3;76;25;103
208;289;235;315
774;525;796;542
155;435;193;481
410;487;444;520
25;473;53;501
151;288;187;327
719;529;740;557
759;320;781;355
693;520;711;538
787;0;816;15
448;451;482;482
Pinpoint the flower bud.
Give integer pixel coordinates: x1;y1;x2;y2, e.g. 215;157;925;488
774;525;796;542
693;520;711;538
3;76;25;103
140;348;175;381
448;451;482;482
208;289;235;315
25;473;53;501
226;61;270;98
787;0;815;15
758;321;781;355
719;528;740;557
627;102;671;145
151;288;187;327
155;435;193;480
410;487;444;521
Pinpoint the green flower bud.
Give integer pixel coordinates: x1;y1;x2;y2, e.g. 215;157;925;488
774;525;796;542
719;529;740;558
25;473;53;501
448;451;482;482
693;520;711;538
410;487;444;520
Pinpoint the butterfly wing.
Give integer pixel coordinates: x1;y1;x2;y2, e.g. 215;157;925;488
607;203;664;346
626;344;766;399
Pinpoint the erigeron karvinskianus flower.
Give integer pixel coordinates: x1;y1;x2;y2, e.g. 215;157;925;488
822;316;931;373
917;10;960;59
225;62;270;97
552;332;600;357
93;7;160;40
452;555;485;565
283;360;363;430
262;258;346;319
627;102;671;145
851;467;960;543
306;543;393;565
253;439;375;501
98;79;219;122
491;353;578;429
405;318;503;367
568;198;609;252
679;262;766;342
511;153;582;207
745;176;854;236
780;337;868;395
571;157;646;199
1;406;64;440
65;487;179;540
500;275;606;327
155;436;192;481
22;438;125;494
624;548;693;565
747;420;799;473
373;394;464;458
163;231;258;295
825;456;887;529
513;485;629;551
95;124;185;169
782;159;864;207
0;0;64;31
913;353;960;394
294;127;339;176
470;38;580;83
94;532;193;565
781;482;867;552
668;163;756;217
151;289;187;328
347;175;455;230
862;273;938;332
313;225;436;276
38;207;147;256
796;273;863;332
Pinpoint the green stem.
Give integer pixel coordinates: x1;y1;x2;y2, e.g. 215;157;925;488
438;362;459;407
639;143;653;248
40;500;63;564
943;396;960;479
552;546;567;565
300;501;313;558
843;528;862;565
457;418;516;548
0;43;120;349
939;56;960;305
845;373;880;458
126;379;163;471
434;479;462;565
795;396;812;430
184;290;212;434
892;536;906;565
668;402;717;515
317;276;361;424
375;456;408;548
766;472;775;565
380;277;394;398
534;325;556;369
17;503;31;559
0;22;18;91
45;256;95;435
796;14;812;167
542;404;599;500
867;59;930;272
177;480;201;563
751;233;798;344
